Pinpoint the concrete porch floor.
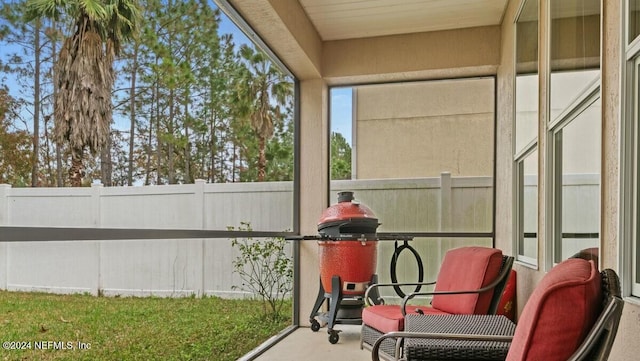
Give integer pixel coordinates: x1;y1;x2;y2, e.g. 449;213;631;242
252;324;372;361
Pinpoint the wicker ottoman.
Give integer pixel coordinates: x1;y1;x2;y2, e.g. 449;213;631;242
403;314;516;361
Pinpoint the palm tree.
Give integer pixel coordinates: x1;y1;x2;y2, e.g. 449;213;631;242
26;0;140;186
235;44;292;182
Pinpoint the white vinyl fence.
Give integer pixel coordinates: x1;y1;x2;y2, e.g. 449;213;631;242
0;180;293;298
0;174;598;299
0;174;556;299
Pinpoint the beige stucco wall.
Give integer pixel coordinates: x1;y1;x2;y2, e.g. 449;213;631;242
354;79;495;179
228;1;639;359
322;26;501;85
495;0;518;263
298;78;329;328
601;1;640;360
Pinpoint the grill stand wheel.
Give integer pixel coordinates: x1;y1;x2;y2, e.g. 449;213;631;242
328;330;340;344
310;319;321;332
309;275;375;344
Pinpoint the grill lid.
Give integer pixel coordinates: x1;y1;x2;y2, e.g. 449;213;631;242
318;191;379;237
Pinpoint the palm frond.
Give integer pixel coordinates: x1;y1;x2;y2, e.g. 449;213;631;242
78;0;108;21
25;0;62;21
104;0;141;51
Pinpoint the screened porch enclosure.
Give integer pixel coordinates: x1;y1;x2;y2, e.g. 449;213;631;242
4;0;638;359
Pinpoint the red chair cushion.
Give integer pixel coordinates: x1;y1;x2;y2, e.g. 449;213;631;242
496;270;517;322
431;247;503;314
362;305;449;334
506;259;602;361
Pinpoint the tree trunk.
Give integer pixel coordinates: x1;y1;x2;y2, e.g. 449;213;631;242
155;80;162;185
144;109;154;186
209;110;215;182
69;149;84;187
167;87;175;184
43;116;53;186
144;65;157;185
258;135;266;182
51;20;63;187
232;143;237;182
184;101;191;183
100;134;112;186
56;143;63;186
128;43;139;186
31;19;41;187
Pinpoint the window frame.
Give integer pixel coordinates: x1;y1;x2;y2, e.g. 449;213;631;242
627;0;640;46
545;0;602;271
633;56;640;297
513;0;540;267
515;144;539;266
547;80;601;266
622;36;640;298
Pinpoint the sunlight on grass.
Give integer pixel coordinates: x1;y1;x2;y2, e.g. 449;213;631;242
0;291;291;360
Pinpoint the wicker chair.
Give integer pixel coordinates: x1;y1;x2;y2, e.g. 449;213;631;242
571;247;599;265
361;247;514;360
371;259;624;361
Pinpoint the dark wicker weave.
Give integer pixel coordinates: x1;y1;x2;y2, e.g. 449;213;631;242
403;314;515;361
362;324;398;360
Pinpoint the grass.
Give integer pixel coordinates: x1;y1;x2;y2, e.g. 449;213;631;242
0;291;291;361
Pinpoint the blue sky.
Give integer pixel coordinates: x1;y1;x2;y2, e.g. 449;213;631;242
217;5;251;47
330;87;353;144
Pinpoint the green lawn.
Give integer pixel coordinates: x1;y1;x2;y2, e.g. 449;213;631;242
0;291;291;360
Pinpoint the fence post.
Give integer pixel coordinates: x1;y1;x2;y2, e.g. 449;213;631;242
438;172;452;257
440;172;452;232
0;184;10;226
194;179;206;229
91;182;103;296
194;179;206;297
0;184;9;290
91;181;103;227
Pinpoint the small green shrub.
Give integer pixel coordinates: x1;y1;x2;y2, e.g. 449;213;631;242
230;222;293;321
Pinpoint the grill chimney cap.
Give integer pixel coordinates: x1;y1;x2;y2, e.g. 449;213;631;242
337;191;354;203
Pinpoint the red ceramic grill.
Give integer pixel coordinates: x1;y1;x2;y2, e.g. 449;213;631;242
317;191;379;295
309;191;380;344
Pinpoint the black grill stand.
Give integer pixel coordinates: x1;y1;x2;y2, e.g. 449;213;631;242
309;274;380;344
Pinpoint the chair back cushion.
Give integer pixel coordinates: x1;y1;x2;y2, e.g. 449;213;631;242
506;258;602;361
431;247;503;314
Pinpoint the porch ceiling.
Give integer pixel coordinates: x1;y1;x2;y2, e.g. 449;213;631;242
298;0;510;41
221;0;506;82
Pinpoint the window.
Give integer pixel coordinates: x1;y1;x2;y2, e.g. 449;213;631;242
632;56;640;297
629;0;640;45
548;0;601;266
329;78;496;300
551;93;601;263
549;1;600;119
514;0;539;265
516;148;538;263
624;25;640;297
